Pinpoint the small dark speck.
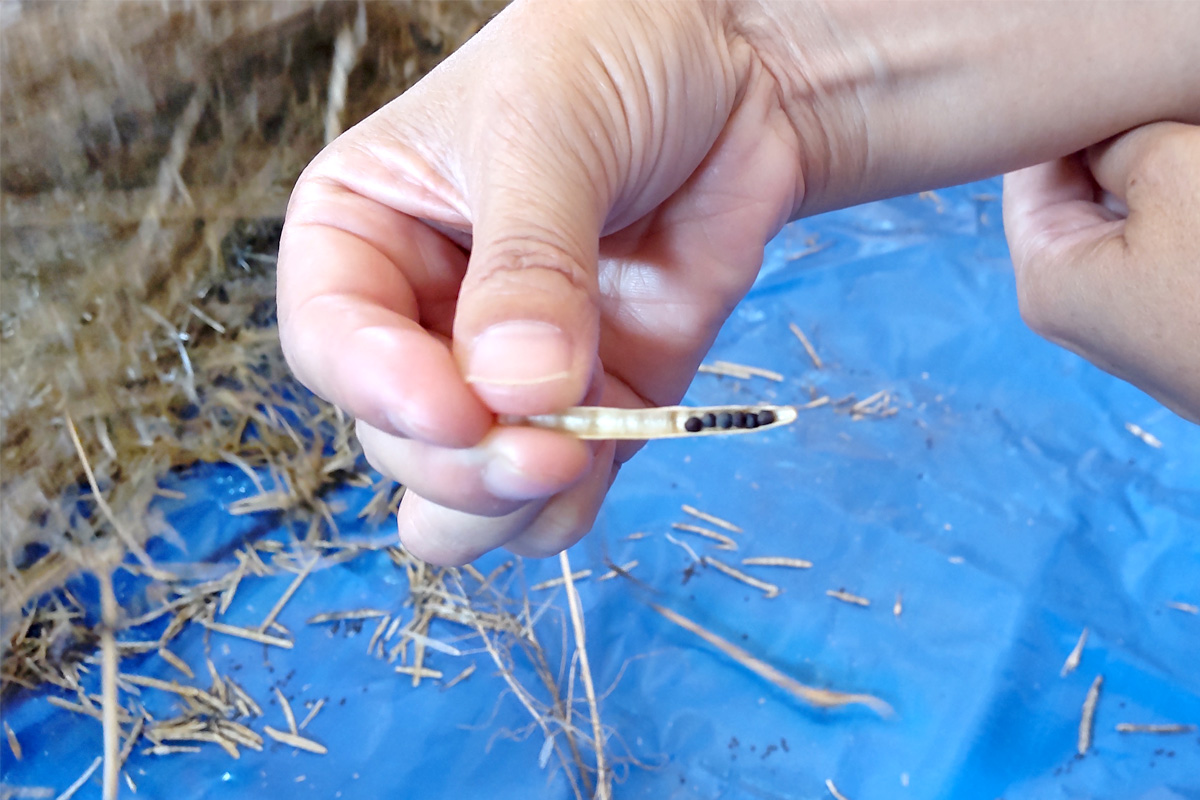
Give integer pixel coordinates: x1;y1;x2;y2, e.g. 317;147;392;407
740;633;748;640
749;744;756;752
1155;748;1165;756
361;686;368;692
688;595;695;602
1150;761;1156;768
926;437;934;449
1054;767;1062;776
729;737;739;749
762;744;777;759
339;698;346;706
679;776;686;784
780;738;789;752
1119;702;1126;708
1167;751;1174;758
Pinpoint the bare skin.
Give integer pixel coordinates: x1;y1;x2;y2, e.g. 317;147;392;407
278;0;1200;565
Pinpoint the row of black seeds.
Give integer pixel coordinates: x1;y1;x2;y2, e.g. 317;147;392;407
684;409;777;433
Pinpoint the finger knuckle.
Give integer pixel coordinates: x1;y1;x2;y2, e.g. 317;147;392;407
468;232;595;297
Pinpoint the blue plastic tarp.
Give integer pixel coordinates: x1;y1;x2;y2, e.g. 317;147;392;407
4;178;1198;800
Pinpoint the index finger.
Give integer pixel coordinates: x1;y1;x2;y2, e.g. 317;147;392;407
278;176;491;448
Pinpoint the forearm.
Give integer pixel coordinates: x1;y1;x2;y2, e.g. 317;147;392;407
728;1;1200;215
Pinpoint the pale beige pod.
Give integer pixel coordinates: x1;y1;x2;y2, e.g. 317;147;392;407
497;404;799;440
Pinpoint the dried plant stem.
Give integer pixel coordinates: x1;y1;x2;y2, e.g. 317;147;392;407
704;557;781;598
650;603;892;717
263;726;327;755
559;551;609;800
1061;628;1088;677
741;556;812;570
790;323;823;369
680;505;742;533
826;589;870;607
64;412;164;578
825;778;851;800
1079;675;1103;755
55;756;102;800
1115;723;1195;734
671;523;737;551
258;555;316;633
97;569;120;800
324;5;367;143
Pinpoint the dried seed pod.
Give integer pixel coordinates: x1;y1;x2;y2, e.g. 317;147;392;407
498;404;798;440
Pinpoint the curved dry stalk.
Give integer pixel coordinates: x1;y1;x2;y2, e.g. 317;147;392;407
650;603;893;717
559;551;609;800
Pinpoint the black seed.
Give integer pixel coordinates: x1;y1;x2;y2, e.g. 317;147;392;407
716;413;733;429
684;416;703;433
732;411;747;428
757;409;776;425
701;413;717;428
744;414;759;429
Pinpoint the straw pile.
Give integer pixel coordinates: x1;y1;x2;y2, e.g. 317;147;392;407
1;0;502;618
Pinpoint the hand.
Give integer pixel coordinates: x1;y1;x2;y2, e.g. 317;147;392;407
279;0;1198;566
1003;123;1200;423
277;1;806;564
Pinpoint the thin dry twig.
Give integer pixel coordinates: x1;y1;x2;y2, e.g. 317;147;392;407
4;720;21;760
1079;675;1104;755
1114;723;1195;734
274;687;297;735
826;589;870;607
298;699;325;731
263;726;327;755
257;554;316;633
559;551;609;800
649;603;892;716
825;778;851;800
530;570;592;592
789;323;823;369
671;523;737;551
680;504;742;534
96;569;120;800
442;663;477;690
198;619;293;648
54;757;102;800
704;557;781;598
64;412;163;577
741;556;812;570
1061;628;1088;677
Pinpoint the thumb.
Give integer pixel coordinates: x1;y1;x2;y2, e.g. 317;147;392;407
454;141;607;416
